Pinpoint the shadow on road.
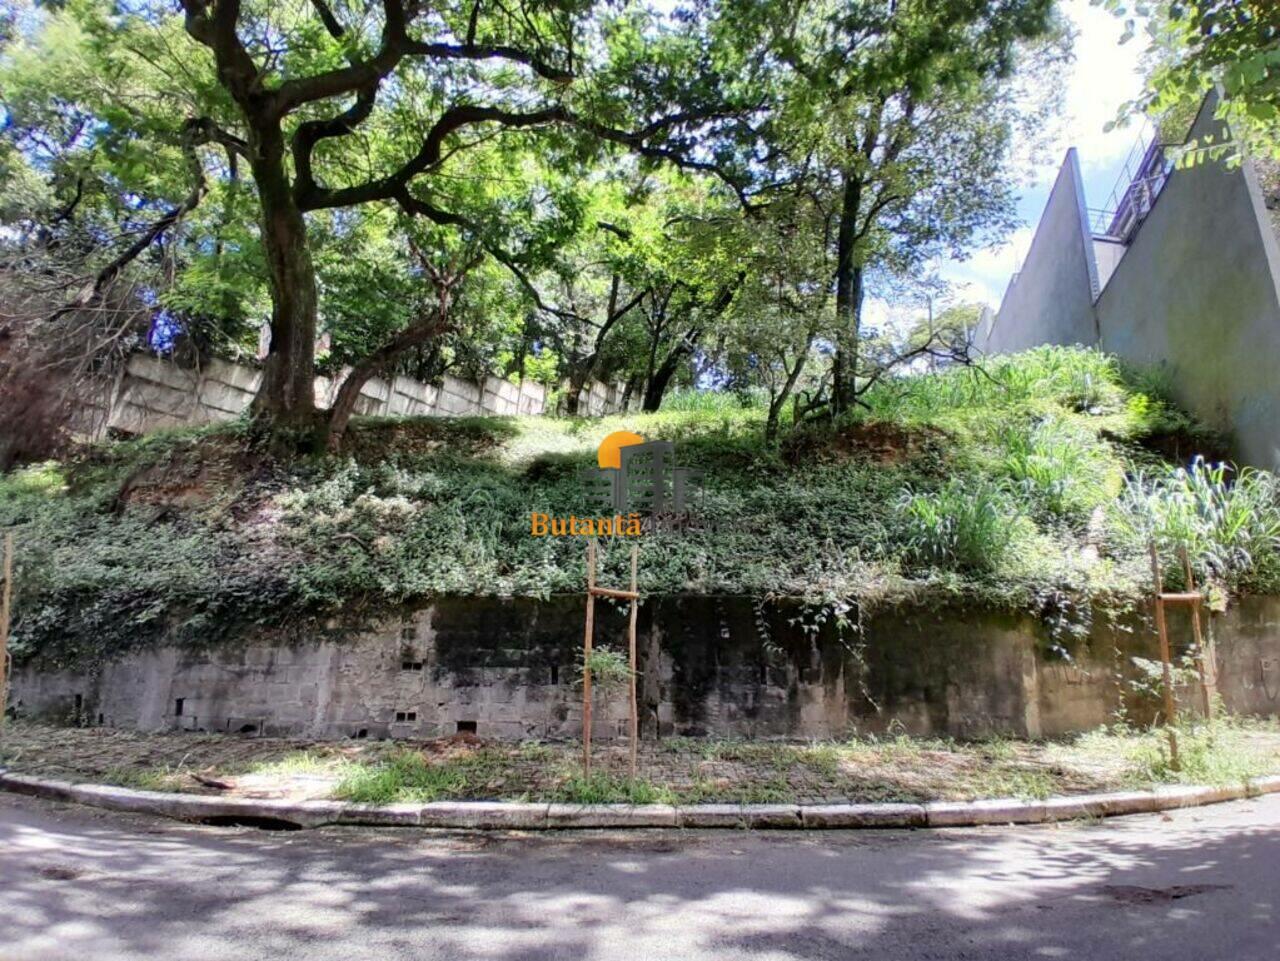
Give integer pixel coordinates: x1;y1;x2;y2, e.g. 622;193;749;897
1;795;1277;960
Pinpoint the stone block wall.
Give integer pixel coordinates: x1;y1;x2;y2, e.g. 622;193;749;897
73;352;626;440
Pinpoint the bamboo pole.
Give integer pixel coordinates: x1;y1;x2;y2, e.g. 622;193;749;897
582;538;596;777
1149;543;1180;769
0;534;12;734
628;544;639;780
1180;546;1216;718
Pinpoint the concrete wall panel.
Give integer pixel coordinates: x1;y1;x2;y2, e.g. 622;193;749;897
1096;98;1280;468
984;149;1100;353
76;353;622;439
13;596;1279;741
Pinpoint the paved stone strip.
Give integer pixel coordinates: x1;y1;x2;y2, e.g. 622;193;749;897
2;769;1278;830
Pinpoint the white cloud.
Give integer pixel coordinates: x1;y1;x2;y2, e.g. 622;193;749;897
937;0;1148;310
1058;0;1147;170
945;227;1036;309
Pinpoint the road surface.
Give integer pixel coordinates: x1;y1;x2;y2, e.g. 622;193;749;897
1;791;1277;960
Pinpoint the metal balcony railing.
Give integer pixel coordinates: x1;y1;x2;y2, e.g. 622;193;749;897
1088;128;1173;244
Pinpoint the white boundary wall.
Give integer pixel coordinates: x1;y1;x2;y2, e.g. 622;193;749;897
75;354;627;438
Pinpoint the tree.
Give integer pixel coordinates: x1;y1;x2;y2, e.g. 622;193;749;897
3;0;746;442
1101;0;1280;164
709;0;1063;414
718;196;834;441
325;227;484;445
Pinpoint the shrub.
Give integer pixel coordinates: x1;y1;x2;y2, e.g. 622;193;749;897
896;478;1024;573
1114;457;1280;593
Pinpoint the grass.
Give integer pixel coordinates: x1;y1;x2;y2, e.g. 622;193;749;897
333;747;515;803
6;718;1278;806
1072;715;1280;788
551;773;678;805
2;345;1276;664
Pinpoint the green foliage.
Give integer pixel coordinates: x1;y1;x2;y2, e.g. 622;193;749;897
552;773;676;805
1114;457;1280;593
333;748;508;804
660;388;766;414
579;646;634;692
1001;415;1118;518
1101;0;1280;164
3;347;1276;663
1098;715;1280;787
897;479;1024;574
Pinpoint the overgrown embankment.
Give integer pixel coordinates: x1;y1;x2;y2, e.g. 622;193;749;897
3;346;1277;665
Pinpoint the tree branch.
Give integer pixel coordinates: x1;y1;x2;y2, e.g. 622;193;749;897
50;118;215;321
309;0;347;39
272;0;573;118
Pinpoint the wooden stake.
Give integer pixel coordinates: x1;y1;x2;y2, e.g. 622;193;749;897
0;534;12;734
628;544;639;780
582;538;596;777
1180;546;1216;718
1149;543;1180;769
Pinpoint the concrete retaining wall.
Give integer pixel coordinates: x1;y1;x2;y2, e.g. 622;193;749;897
12;595;1280;741
1096;98;1280;469
75;354;627;439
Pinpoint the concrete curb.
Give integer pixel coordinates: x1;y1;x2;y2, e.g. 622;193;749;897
2;769;1278;831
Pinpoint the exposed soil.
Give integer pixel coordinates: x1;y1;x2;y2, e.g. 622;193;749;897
783;420;946;467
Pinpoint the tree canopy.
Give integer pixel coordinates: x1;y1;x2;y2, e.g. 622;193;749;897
1103;0;1280;164
1;0;1065;450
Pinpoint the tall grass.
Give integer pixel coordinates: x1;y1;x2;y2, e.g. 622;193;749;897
896;478;1024;573
860;345;1128;424
1114;457;1280;591
1001;415;1115;518
660;388;767;414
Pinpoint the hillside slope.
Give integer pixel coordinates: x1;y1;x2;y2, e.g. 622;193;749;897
4;346;1276;665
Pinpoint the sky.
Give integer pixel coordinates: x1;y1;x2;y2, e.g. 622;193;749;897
875;0;1152;329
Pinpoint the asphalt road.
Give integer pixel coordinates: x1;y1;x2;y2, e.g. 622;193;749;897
2;791;1278;961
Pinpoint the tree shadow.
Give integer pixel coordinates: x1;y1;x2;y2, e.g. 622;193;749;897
1;794;1277;960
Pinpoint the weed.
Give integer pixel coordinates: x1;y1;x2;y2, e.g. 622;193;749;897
553;772;677;805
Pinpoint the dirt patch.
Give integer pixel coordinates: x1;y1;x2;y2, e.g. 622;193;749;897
419;731;488;757
782;420;946;467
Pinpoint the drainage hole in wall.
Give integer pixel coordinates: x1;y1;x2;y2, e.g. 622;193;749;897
456;720;477;734
174;698;184;717
351;728;369;740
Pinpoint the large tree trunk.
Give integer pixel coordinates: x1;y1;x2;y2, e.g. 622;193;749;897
831;171;863;415
248;125;320;428
562;374;587;415
643;342;691;412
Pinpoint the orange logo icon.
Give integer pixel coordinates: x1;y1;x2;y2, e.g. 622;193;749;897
596;430;646;471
